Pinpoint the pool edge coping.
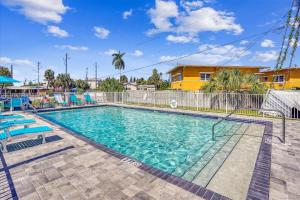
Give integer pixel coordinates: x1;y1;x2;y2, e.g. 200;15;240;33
34;104;272;200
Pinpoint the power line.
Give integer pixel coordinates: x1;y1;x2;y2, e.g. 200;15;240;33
100;25;285;79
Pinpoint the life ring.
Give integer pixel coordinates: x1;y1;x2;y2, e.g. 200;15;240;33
170;99;177;108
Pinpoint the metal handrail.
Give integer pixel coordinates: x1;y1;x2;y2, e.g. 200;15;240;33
212;107;240;141
260;108;286;144
23;102;37;113
211;108;286;144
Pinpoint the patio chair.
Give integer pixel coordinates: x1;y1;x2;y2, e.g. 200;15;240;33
69;94;83;105
84;93;97;104
0;125;53;152
0;114;24;120
0;119;36;128
54;94;68;106
5;98;23;111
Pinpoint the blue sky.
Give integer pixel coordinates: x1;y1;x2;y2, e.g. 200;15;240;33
0;0;298;84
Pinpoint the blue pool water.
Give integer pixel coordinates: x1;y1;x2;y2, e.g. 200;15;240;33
39;106;242;181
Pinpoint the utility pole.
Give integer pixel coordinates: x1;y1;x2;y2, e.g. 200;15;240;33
63;53;70;75
10;64;13;78
95;62;98;89
85;67;88;81
37;61;41;95
37;61;40;86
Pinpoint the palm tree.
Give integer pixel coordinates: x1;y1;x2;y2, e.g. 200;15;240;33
44;69;55;89
112;51;125;82
203;69;267;94
54;73;74;91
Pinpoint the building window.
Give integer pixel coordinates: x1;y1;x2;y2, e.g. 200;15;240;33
261;76;268;82
273;75;284;83
177;73;182;81
171;73;182;82
200;73;211;81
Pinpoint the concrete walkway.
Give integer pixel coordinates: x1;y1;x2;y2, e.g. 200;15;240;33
0;107;299;200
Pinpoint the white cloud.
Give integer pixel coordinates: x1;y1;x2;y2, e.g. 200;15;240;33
160;44;250;65
166;34;198;43
240;40;249;45
54;45;88;51
1;0;69;24
94;26;110;39
103;49;118;56
147;0;179;35
0;56;33;66
253;50;278;62
47;26;68;37
131;50;143;57
261;39;275;48
147;0;243;42
177;7;243;35
180;0;204;12
123;9;133;19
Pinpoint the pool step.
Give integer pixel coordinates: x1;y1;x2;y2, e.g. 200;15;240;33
191;123;250;187
171;123;240;178
176;123;243;180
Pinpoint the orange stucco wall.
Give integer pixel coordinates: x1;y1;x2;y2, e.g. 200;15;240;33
170;66;262;91
261;68;300;90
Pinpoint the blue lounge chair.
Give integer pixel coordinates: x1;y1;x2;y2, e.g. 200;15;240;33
54;94;68;106
70;94;83;105
0;119;36;127
0;114;24;120
84;93;97;104
0;126;53;152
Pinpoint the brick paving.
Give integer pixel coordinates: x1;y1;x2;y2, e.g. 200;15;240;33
0;106;299;200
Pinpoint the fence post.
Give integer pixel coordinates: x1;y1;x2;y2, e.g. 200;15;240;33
196;92;199;111
154;92;156;107
122;92;124;104
225;93;228;114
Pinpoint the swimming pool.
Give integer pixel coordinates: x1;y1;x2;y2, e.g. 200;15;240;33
39;106;247;186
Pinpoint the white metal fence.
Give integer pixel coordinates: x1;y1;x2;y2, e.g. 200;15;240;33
1;91;299;119
91;91;267;117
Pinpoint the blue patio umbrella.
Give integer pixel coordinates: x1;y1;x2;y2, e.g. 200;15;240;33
0;76;20;83
0;76;20;111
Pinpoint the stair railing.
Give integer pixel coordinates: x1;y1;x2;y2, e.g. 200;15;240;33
211;108;286;144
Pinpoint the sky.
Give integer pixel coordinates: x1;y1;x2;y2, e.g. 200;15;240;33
0;0;298;85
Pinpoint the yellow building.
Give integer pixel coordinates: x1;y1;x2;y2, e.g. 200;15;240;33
260;67;300;90
168;65;268;91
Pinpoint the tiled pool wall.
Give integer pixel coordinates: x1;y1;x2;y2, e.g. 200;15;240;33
35;105;272;200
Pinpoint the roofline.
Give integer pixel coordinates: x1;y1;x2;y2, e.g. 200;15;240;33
262;67;300;73
167;65;270;73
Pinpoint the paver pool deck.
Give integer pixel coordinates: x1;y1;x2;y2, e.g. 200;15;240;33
0;105;299;200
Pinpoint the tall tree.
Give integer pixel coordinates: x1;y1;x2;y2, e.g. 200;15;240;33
44;69;55;89
75;79;90;91
147;68;161;86
120;75;128;84
202;69;267;94
112;51;126;82
54;74;75;91
0;67;12;88
98;77;124;92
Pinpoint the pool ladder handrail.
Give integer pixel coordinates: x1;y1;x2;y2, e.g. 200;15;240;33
23;102;37;113
211;108;286;144
212;107;239;141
